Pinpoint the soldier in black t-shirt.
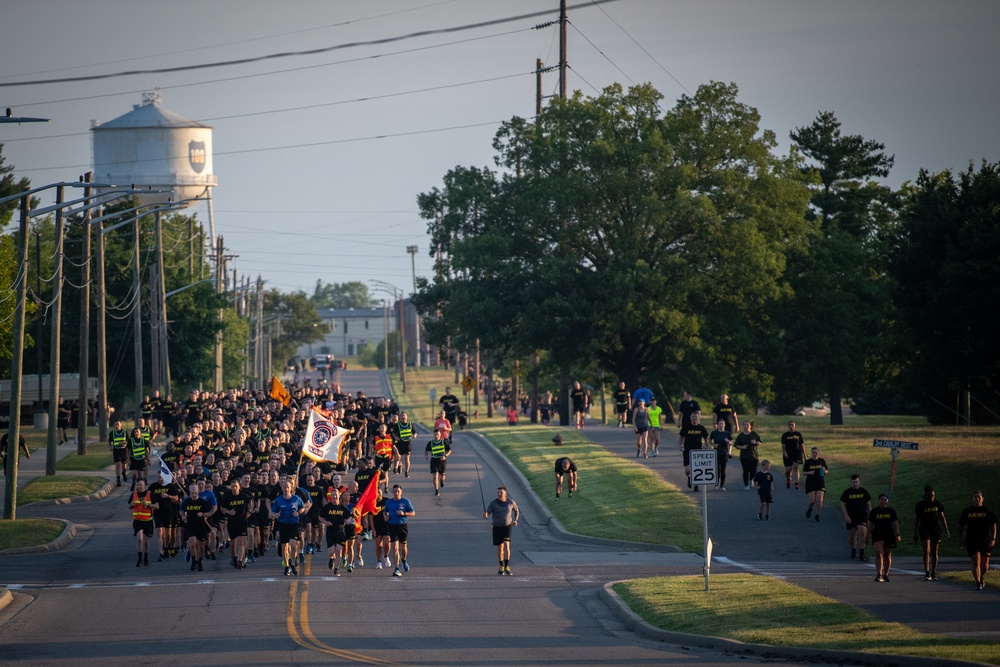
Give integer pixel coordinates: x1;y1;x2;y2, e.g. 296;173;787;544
780;421;806;490
711;394;738;434
438;388;461;429
913;485;949;580
613;382;631;428
554;457;577;499
219;479;251;569
957;490;998;590
677;391;700;431
677;413;709;491
570;382;588;429
319;488;350;576
839;474;872;561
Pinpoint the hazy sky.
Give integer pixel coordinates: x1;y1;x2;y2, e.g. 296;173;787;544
2;0;998;296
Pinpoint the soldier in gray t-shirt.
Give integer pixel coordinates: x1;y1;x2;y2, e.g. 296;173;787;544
484;487;519;576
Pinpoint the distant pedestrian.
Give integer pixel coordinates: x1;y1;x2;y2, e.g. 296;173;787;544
570;381;588;429
633;401;651;458
733;420;762;491
913;485;949;580
425;428;451;496
485;486;519;576
677;391;700;431
554;457;577;499
868;494;901;582
613;381;631;428
802;447;829;522
708;419;732;491
753;460;774;520
957;490;997;591
648;399;664;457
840;474;872;561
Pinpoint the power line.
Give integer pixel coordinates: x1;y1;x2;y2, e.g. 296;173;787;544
1;1;622;88
0;0;465;81
13;119;508;174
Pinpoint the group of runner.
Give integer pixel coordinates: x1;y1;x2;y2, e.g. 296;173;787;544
614;384;998;589
124;384;425;577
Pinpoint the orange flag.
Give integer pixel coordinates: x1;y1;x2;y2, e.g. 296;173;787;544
269;376;291;406
353;470;380;524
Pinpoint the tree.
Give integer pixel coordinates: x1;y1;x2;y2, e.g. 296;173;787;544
892;162;1000;423
416;83;812;411
310;280;377;309
263;290;324;375
785;111;896;424
0;145;33;375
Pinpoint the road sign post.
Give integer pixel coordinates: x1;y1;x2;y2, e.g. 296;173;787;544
690;449;717;590
873;438;919;501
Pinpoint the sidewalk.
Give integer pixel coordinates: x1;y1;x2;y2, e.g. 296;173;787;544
0;435;111;513
573;418;1000;642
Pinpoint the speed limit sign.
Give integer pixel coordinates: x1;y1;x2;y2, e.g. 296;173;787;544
690;450;717;487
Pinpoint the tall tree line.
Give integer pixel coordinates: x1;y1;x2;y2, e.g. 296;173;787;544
413;83;1000;425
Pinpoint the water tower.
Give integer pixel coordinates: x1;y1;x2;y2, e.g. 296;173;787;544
91;91;218;241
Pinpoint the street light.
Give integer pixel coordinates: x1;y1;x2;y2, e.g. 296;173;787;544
370;279;407;394
406;245;422;367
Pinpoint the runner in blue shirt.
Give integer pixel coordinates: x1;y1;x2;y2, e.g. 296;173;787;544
270;479;306;576
384;484;415;576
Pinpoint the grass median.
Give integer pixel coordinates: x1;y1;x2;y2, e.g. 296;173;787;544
56;445;113;472
0;518;66;550
17;475;108;506
614;574;1000;665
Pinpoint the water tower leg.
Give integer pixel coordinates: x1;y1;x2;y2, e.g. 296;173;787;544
204;186;216;251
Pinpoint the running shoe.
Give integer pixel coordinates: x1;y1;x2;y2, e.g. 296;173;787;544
882;576;890;582
498;566;504;575
978;581;985;590
346;564;354;573
805;507;813;518
191;561;197;572
874;575;883;583
930;574;939;581
402;560;409;572
720;486;726;491
814;514;821;523
290;564;298;576
435;490;440;496
636;451;640;458
157;555;164;563
786;480;791;489
504;566;512;576
376;562;383;570
136;556;143;568
247;553;255;563
299;552;305;564
197;561;203;572
284;566;291;576
356;555;364;567
405;473;409;478
208;552;216;560
924;574;932;581
333;568;339;576
329;557;335;570
744;485;750;491
652;450;657;457
440;480;444;488
393;568;402;577
765;515;769;520
305;544;313;555
384;556;391;567
568;491;573;497
687;477;692;489
794;483;799;491
758;513;763;520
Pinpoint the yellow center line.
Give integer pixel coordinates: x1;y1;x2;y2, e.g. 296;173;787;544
286;554;397;666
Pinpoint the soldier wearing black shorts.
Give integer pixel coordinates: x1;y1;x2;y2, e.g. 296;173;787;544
554;457;577;499
840;474;872;561
319;488;349;575
425;429;451;496
957;490;998;590
181;482;212;572
913;485;949;580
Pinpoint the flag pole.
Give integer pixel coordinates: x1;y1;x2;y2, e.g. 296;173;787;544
475;463;486;513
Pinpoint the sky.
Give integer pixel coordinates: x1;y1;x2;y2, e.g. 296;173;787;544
2;0;998;298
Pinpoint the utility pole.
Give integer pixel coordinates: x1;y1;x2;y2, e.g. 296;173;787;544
559;0;568;99
94;197;108;444
77;175;92;454
214;236;225;391
4;195;30;519
46;186;65;474
132;213;143;423
255;276;264;389
398;293;407;393
156;212;170;398
149;263;161;392
537;58;544;115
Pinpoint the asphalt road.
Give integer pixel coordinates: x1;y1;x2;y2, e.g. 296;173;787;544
1;372;995;666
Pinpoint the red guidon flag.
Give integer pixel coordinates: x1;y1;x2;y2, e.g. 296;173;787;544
353;469;380;525
302;407;350;463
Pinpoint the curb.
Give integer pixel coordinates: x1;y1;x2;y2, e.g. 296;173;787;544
464;431;679;553
20;477;115;508
599;581;991;667
0;518;76;556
